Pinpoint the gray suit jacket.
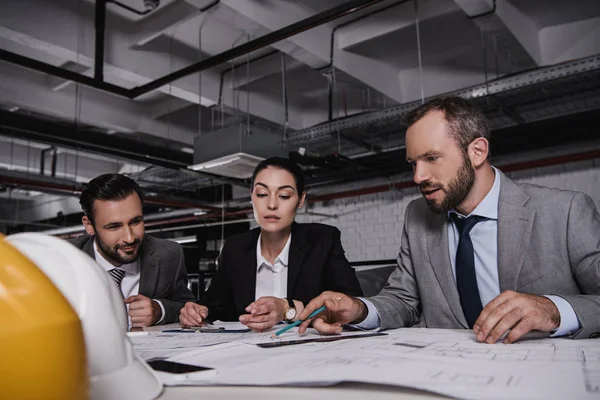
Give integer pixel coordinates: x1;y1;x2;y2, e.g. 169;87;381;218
68;234;195;324
369;170;600;339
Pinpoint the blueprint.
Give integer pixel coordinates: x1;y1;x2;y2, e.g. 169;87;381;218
131;325;378;360
153;328;600;400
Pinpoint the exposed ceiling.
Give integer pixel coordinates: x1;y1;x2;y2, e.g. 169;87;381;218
0;0;599;232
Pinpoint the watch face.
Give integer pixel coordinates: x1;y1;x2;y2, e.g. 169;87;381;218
285;307;297;320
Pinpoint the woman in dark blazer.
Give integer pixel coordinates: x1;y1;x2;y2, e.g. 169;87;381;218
179;157;363;331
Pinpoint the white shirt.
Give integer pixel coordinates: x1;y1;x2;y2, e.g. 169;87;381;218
255;233;292;300
93;240;165;326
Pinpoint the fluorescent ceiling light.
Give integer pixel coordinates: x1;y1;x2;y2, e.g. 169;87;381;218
169;236;197;244
189;155;241;171
180;146;194;154
187;153;265;179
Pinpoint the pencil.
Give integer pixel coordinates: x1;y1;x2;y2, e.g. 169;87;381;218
271;305;327;338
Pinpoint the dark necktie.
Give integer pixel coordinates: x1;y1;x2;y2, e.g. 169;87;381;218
452;214;486;328
108;268;128;328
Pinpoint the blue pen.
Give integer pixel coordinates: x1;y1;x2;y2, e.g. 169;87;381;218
271;305;327;338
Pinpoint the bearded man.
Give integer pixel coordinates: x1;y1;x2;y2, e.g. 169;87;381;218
298;96;600;342
69;173;195;327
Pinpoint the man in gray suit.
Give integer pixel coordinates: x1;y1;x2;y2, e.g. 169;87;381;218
299;96;600;342
69;173;195;327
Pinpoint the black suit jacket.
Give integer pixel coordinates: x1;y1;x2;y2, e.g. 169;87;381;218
68;234;195;324
200;223;363;321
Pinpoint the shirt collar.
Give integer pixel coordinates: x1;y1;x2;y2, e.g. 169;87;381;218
93;239;138;274
256;232;292;270
448;166;501;220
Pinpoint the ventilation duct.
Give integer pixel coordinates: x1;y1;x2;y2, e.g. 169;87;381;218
190;126;285;179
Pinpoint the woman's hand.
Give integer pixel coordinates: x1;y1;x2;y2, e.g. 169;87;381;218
239;296;288;332
179;302;209;327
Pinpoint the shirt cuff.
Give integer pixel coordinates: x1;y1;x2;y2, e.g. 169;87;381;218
152;299;166;325
349;298;381;330
544;295;580;337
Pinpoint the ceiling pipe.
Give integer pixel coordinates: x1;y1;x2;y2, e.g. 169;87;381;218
0;173;222;212
38;145;600;235
315;0;411;153
95;0;107;81
130;0;387;98
0;109;192;170
0;109;245;187
156;146;600;218
217;50;278;107
28;145;600;237
466;0;496;19
310;148;600;202
324;0;410;121
108;0;155;16
0;49;130;97
0;0;385;100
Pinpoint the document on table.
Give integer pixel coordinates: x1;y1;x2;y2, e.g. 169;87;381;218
209;320;250;331
153;327;600;400
131;325;378;360
130;331;234;360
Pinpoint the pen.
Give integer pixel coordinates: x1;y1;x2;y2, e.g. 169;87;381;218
162;327;225;333
271;305;327;338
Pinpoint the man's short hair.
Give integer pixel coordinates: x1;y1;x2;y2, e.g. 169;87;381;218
406;96;490;157
79;173;144;223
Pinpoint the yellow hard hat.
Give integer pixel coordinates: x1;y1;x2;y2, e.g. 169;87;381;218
0;237;89;400
6;233;162;400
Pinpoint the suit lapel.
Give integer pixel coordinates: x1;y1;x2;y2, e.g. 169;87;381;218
82;236;95;259
426;212;468;328
138;239;159;297
497;174;535;291
239;229;259;305
287;223;307;296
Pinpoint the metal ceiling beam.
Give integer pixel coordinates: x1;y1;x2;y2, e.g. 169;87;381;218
0;109;251;189
95;0;107;81
285;54;600;149
0;0;385;100
0;49;130;97
0;170;223;212
0;109;192;170
130;0;386;97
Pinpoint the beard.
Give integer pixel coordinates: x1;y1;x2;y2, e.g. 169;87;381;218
421;154;475;214
96;235;143;265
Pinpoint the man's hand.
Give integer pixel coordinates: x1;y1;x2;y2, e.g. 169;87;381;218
179;302;209;327
297;291;367;335
239;296;288;332
125;294;161;327
474;291;560;344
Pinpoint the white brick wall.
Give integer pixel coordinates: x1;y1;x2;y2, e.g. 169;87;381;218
296;158;600;262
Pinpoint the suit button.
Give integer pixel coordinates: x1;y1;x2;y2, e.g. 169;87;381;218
590;332;600;339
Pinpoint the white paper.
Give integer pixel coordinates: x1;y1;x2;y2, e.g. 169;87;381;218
209;320;251;331
143;327;600;399
129;332;233;360
131;325;357;360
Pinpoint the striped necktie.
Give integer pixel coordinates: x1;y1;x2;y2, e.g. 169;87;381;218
108;268;128;328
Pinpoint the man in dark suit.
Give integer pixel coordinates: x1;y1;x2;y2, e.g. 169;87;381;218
69;173;195;327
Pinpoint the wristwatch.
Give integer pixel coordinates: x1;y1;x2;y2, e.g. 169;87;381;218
284;298;297;322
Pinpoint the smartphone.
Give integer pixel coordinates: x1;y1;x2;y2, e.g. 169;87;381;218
147;360;213;374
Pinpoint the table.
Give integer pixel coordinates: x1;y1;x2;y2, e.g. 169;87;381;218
158;383;446;399
140;324;446;399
